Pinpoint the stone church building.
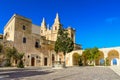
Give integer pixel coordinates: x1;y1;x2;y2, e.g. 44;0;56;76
2;13;120;67
3;13;79;67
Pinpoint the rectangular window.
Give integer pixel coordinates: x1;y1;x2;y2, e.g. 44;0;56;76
23;37;26;43
23;25;26;30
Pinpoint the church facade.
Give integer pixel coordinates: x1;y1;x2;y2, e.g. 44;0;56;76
3;13;77;67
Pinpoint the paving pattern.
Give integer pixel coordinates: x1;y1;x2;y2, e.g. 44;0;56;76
0;66;120;80
110;66;120;76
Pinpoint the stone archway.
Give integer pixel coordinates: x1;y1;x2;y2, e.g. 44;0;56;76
108;50;119;66
72;53;80;66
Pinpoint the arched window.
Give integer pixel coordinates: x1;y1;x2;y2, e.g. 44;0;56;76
35;42;39;48
35;40;39;48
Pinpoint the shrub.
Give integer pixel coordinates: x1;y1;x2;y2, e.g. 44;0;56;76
79;60;83;66
17;60;24;68
79;56;83;66
105;58;110;66
5;59;11;67
17;53;24;68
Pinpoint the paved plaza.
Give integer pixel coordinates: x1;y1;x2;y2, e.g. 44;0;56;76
0;66;120;80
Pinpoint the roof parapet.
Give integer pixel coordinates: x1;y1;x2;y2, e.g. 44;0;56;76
4;13;32;29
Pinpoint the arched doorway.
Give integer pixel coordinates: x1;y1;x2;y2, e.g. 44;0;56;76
100;59;105;66
31;57;35;66
108;50;119;66
72;53;80;66
111;58;118;65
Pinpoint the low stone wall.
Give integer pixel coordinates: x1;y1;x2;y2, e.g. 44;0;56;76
52;61;65;69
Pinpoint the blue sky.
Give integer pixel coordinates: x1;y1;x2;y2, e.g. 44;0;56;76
0;0;120;49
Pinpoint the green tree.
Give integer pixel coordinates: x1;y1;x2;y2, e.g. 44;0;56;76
54;25;74;67
6;47;18;59
5;47;19;66
0;45;24;67
83;47;100;66
17;53;24;68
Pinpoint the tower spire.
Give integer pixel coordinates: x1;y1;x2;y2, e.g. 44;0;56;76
41;17;46;28
42;17;45;24
56;13;59;20
54;13;60;24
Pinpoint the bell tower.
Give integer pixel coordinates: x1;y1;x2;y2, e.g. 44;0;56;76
50;13;62;41
52;13;62;31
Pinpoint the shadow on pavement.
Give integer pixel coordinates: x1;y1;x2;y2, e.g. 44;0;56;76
0;70;53;79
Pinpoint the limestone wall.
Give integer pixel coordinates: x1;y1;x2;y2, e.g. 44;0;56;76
4;17;15;41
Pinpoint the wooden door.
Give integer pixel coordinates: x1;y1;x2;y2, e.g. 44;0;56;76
44;58;47;66
31;57;35;66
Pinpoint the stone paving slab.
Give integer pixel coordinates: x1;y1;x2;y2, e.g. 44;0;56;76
0;67;120;80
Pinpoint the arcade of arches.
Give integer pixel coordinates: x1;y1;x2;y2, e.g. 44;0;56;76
68;49;120;66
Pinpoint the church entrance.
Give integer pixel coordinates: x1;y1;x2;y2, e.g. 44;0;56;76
44;58;47;66
31;57;35;66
